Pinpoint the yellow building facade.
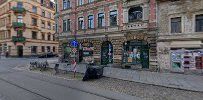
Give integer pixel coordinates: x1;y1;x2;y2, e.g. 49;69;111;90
0;0;58;57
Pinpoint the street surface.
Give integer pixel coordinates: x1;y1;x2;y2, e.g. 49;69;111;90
0;58;112;100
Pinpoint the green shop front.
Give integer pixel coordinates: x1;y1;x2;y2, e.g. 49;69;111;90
122;40;149;69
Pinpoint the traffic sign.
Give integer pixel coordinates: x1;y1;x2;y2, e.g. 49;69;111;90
70;40;78;47
72;48;77;53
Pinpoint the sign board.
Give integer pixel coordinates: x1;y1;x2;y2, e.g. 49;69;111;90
70;40;78;47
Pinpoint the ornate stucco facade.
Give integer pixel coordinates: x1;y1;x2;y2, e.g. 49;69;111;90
157;0;203;73
0;0;58;57
55;0;157;70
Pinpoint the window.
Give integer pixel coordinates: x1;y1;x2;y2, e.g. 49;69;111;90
55;24;58;32
41;33;45;40
53;46;56;52
53;35;55;41
31;46;37;54
17;2;23;8
47;22;51;29
47;34;51;41
41;20;45;28
41;46;45;52
47;46;51;52
171;17;181;33
32;31;37;39
63;0;71;9
78;17;84;29
88;15;94;29
42;10;45;17
196;14;203;32
78;0;83;6
41;0;44;4
88;0;94;3
32;6;37;13
32;18;37;26
63;20;67;31
53;25;55;30
128;6;143;22
67;19;70;31
98;13;105;28
50;2;54;8
17;15;23;23
110;10;117;26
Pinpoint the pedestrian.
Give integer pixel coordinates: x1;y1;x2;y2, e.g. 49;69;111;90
5;51;9;58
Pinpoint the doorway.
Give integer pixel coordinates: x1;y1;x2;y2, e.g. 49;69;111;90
101;41;113;65
17;46;23;57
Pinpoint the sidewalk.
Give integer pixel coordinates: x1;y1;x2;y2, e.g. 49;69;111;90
103;67;203;92
48;63;203;92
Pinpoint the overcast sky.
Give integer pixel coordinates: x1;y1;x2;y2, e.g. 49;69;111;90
50;0;55;3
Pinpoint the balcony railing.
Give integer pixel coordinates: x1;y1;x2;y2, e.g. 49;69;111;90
12;36;26;43
12;22;26;28
12;7;26;13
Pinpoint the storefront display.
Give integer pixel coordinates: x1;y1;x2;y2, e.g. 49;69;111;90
123;40;149;68
171;49;203;71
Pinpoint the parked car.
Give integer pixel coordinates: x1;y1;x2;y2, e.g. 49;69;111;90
38;52;58;58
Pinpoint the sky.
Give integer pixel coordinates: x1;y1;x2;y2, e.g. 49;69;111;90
50;0;55;3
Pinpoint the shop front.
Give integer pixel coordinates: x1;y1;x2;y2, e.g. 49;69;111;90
171;49;203;73
80;42;94;64
101;41;113;65
122;40;149;69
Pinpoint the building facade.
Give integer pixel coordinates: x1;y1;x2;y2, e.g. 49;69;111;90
0;0;58;57
157;0;203;73
55;0;157;70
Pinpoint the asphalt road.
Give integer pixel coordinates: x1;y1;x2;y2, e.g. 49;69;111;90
0;58;110;100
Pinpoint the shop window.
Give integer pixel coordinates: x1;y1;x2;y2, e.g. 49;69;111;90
88;15;94;29
123;40;149;68
171;17;181;33
110;10;117;26
128;6;143;22
98;13;105;28
196;14;203;32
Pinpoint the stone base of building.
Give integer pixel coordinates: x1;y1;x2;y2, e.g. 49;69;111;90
60;32;157;70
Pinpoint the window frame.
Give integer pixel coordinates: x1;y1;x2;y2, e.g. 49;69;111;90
170;17;182;33
110;10;118;26
88;15;94;29
98;13;105;28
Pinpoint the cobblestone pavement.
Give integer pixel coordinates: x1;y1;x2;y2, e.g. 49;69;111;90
85;77;203;100
22;67;203;100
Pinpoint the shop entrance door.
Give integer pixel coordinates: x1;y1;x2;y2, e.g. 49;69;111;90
17;46;23;57
141;47;149;69
101;41;113;65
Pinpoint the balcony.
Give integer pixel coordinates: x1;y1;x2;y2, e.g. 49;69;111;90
12;36;26;43
12;22;26;29
11;7;26;14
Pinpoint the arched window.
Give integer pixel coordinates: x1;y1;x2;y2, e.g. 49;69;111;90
128;6;143;22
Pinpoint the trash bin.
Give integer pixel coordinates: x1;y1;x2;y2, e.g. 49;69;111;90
82;65;103;81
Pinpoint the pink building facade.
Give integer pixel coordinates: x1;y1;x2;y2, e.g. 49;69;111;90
55;0;157;70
